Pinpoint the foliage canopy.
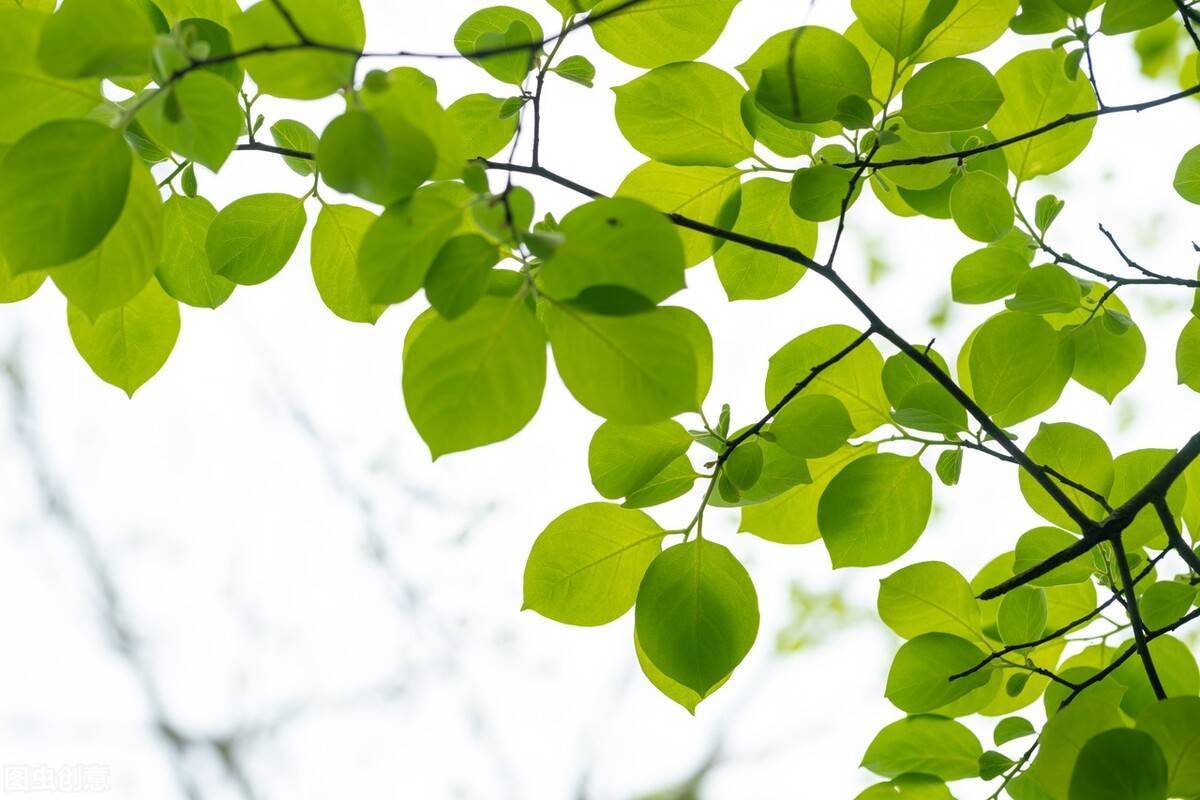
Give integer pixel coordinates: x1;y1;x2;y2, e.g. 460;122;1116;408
3;0;1200;796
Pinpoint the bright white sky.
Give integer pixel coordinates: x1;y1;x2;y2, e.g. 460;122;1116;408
1;1;1198;798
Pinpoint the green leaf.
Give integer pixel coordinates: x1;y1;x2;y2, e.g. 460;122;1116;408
544;303;711;424
230;0;365;99
522;502;665;626
402;283;546;458
886;632;990;713
1179;317;1200;392
67;277;179;396
902;58;1004;132
269;119;319;176
818;453;932;568
1035;193;1066;234
789;164;861;222
997;585;1048;646
739;444;873;543
539;197;685;304
1006;263;1083;314
317;110;435;206
991;49;1097;179
138;72;242;171
892;382;968;435
614;62;754;167
0;6;102;147
725;441;764;490
852;0;955;59
1137;697;1200;797
359;67;467;182
588;419;692;499
967;311;1074;427
1069;729;1168;800
357;188;463;304
616;161;742;267
634;629;724;713
1100;0;1176;35
771;394;854;459
1175;145;1200;205
635;538;759;695
861;715;983;781
995;716;1036;745
552;54;595;87
739;93;815;159
1108;448;1187;548
589;0;740;69
949;171;1014;243
918;0;1021;60
1114;635;1199;717
446;93;519;159
1139;582;1197;630
424;234;498;321
156;0;241;25
454;6;543;85
714;178;815;301
622;455;697;508
52;160;163;319
878;561;982;641
979;750;1016;780
206;193;307;286
855;775;955;800
766;325;888;435
1013;526;1094;586
0;246;45;304
936;449;962;486
708;434;812;508
310;204;385;324
157;195;235;309
951;246;1031;304
1018;422;1114;531
747;26;872;125
173;17;243;87
872;121;956;190
37;0;156;78
0;119;132;272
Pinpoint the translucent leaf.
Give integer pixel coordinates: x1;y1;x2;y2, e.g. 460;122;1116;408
902;57;1004;132
590;0;740;69
539;197;685;304
0;119;131;272
1068;729;1168;800
714;178;816;300
67;278;180;396
454;6;543;85
1018;422;1114;531
230;0;365;99
635;538;759;695
614;62;753;167
37;0;157;78
544;303;711;424
310;204;385;324
357;188;462;304
138;71;242;171
878;561;983;641
402;282;546;457
522;502;665;626
861;715;983;781
206;193;306;286
818;453;932;568
588;419;692;499
157;195;235;309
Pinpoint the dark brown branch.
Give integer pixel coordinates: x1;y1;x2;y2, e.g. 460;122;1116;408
839;82;1200;172
1061;605;1200;708
1112;544;1167;700
1155;498;1200;574
952;548;1170;682
981;433;1200;599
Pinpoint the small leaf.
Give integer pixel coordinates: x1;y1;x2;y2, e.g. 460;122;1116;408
552;54;595;87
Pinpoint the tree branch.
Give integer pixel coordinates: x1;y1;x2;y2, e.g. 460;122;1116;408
839;82;1200;172
1112;543;1167;700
